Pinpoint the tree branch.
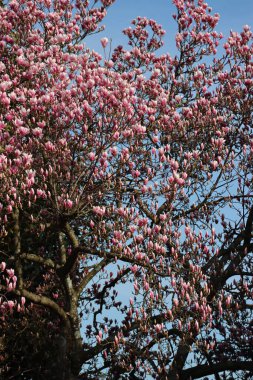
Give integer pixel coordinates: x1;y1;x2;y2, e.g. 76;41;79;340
12;208;23;289
76;258;110;296
82;315;182;362
64;222;79;249
223;204;253;280
57;223;80;278
181;361;253;379
20;253;58;269
14;288;70;328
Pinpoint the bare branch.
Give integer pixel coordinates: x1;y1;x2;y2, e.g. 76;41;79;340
76;258;110;296
181;361;253;379
20;253;58;269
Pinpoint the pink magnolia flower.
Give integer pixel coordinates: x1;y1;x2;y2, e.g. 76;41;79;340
149;290;154;300
6;269;15;278
101;37;109;48
88;152;96;161
65;199;73;209
8;300;15;310
0;262;6;272
17;127;29;136
93;206;106;216
131;264;138;274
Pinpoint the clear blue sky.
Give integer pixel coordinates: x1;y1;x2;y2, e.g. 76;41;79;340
86;0;253;56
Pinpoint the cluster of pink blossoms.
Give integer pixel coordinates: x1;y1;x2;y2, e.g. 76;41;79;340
0;262;25;316
0;0;252;378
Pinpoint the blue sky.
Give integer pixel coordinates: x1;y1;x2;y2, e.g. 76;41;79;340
86;0;253;56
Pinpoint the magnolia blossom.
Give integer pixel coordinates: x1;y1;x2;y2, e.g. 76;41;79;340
101;37;109;48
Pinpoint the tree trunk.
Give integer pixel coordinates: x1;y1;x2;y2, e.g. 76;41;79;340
49;333;83;380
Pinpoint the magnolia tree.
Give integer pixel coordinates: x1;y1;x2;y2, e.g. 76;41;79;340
0;0;253;379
